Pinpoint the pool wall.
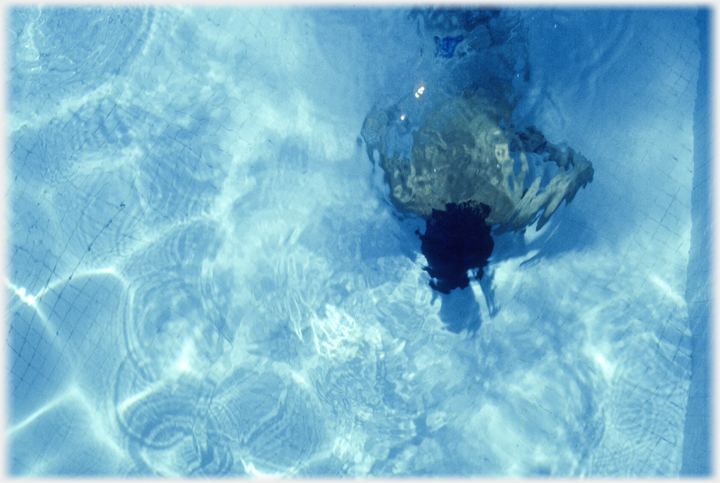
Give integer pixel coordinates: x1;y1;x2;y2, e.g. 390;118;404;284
680;7;712;476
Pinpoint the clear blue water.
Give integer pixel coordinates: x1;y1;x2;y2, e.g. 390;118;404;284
7;6;711;476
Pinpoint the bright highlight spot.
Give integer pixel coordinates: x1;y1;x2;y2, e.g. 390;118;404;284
594;352;616;380
175;338;197;373
9;284;36;305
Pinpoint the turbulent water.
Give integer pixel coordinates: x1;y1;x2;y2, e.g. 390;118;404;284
8;7;704;476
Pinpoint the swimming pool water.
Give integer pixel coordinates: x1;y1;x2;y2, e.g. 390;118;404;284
7;6;711;476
